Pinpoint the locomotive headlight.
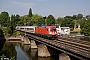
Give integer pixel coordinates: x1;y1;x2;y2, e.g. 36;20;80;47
54;32;56;34
49;32;52;34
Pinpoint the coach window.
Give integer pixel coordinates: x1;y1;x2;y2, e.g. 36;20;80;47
27;28;34;30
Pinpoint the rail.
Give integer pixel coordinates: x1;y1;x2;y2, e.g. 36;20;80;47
19;31;90;60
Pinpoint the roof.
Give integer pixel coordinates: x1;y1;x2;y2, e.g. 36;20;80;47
16;26;37;28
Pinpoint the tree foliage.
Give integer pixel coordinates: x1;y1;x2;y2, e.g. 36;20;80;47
56;17;64;25
0;8;90;36
31;14;43;26
15;14;20;26
28;8;32;17
0;12;10;27
61;16;74;28
80;19;90;36
10;15;16;35
77;14;83;20
37;17;45;26
0;43;17;60
46;15;55;25
72;15;77;20
20;15;28;26
86;15;90;19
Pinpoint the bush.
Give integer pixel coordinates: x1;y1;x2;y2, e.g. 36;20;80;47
80;19;90;36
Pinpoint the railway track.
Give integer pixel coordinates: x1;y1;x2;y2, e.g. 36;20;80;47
21;32;90;60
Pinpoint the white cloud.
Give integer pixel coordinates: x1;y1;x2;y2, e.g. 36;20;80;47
38;0;46;1
11;1;36;8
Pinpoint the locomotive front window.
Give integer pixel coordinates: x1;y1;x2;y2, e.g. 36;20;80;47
53;28;56;31
50;28;56;31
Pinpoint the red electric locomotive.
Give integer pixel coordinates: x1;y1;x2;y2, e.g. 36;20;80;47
35;26;57;39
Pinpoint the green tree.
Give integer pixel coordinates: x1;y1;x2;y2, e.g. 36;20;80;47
15;14;20;26
79;19;85;29
73;20;78;28
27;8;33;26
10;15;16;35
0;12;10;27
77;14;83;20
61;17;74;28
31;14;43;26
72;15;77;20
20;15;28;26
37;17;45;26
80;19;90;36
64;16;72;19
56;17;64;25
86;15;90;19
28;8;32;17
46;15;55;25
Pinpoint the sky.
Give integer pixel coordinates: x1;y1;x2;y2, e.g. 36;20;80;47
0;0;90;18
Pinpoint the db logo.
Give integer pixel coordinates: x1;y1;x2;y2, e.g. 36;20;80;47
1;58;9;60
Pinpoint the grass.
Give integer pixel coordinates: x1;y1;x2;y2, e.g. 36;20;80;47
70;28;81;34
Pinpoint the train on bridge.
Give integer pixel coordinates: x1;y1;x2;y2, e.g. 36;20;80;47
16;26;90;60
16;25;70;39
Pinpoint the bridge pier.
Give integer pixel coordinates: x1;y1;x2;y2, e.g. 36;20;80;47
59;53;70;60
31;40;37;48
23;37;31;45
38;57;50;60
23;45;30;51
38;44;50;57
21;35;24;42
31;49;38;58
21;41;30;51
21;35;31;45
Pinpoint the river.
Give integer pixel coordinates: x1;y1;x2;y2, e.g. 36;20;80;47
0;42;59;60
0;42;79;60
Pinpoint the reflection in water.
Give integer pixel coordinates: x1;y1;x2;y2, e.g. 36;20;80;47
0;42;82;60
21;43;58;60
31;49;38;58
0;43;17;60
0;42;30;60
38;57;50;60
0;28;6;52
15;46;29;60
0;28;6;39
20;43;38;60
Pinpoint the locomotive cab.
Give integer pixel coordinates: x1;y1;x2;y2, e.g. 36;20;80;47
49;28;56;35
46;26;57;37
35;25;57;39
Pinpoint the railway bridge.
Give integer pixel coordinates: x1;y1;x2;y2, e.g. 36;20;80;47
16;29;90;60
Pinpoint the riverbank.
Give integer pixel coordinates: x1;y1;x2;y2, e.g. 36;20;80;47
0;36;21;42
